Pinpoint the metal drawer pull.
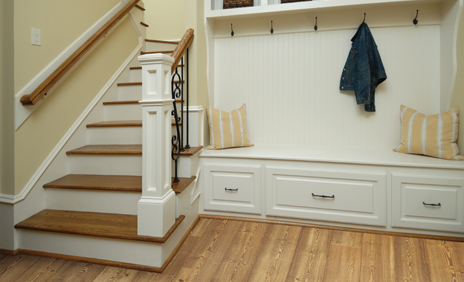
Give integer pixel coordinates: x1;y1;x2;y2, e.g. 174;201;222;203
312;193;335;199
423;202;441;207
225;188;238;192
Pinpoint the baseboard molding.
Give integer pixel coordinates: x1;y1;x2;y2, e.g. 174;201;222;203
199;214;464;242
1;42;142;204
0;248;18;255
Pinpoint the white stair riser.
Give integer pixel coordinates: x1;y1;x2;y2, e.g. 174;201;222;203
104;104;142;121
18;230;163;267
46;189;140;215
68;155;141;175
88;127;142;145
145;42;177;52
172;154;199;178
130;69;142;82
118;85;142;101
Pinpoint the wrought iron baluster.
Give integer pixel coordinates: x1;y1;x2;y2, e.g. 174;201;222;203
171;65;182;183
185;49;190;149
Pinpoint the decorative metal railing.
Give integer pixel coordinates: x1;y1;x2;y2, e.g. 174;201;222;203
171;52;190;183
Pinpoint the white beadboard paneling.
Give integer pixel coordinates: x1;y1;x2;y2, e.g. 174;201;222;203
213;25;440;149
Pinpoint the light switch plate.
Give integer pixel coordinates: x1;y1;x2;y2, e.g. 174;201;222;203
31;28;41;46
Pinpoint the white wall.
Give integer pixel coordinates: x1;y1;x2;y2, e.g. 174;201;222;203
213;25;440;149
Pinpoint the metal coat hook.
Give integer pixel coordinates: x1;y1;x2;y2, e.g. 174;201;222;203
314;17;318;31
231;23;234;36
270;20;274;34
413;10;419;25
362;13;366;23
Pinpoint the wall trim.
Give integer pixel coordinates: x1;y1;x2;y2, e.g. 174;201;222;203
14;1;126;131
447;0;463;109
0;42;143;204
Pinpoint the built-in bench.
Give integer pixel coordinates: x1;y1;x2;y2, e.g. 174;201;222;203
199;144;464;238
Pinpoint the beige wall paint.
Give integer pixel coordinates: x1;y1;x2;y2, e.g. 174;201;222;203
451;5;464;153
145;0;185;40
14;17;138;194
0;0;15;196
14;0;119;93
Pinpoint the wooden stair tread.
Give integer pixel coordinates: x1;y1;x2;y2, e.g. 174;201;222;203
140;22;149;27
171;176;196;194
130;66;142;70
15;210;184;243
145;39;179;44
66;145;142;155
87;120;142;127
179;146;203;156
43;174;142;192
140;51;173;55
117;82;141;86
103;100;139;105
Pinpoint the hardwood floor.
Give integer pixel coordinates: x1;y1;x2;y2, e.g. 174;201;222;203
2;218;464;281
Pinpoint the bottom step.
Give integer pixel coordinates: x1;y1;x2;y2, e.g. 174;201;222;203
15;210;186;271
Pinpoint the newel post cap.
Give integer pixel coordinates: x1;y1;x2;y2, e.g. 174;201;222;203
138;53;174;66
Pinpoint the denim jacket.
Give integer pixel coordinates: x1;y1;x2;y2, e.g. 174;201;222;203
340;23;386;112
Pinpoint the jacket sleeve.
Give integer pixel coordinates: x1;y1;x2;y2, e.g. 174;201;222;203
353;36;371;106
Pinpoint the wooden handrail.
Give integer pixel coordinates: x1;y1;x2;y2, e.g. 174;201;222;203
20;0;141;105
171;29;194;73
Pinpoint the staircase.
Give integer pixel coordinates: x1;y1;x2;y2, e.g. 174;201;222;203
14;29;202;272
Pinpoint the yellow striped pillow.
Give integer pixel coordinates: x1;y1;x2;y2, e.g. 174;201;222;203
206;104;253;150
393;105;463;160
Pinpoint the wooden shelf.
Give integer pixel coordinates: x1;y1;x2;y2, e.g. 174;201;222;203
206;0;443;19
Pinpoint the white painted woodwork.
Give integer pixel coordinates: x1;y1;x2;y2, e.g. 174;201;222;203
174;154;200;178
130;68;142;82
182;106;205;147
17;229;165;267
46;188;140;215
203;163;262;214
266;167;387;226
87;126;142;145
104;103;142;121
68;155;142;175
118;84;142;101
137;53;176;237
212;25;440;149
392;174;464;233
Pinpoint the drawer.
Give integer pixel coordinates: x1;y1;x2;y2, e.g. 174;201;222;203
203;163;262;214
266;167;387;226
392;175;464;233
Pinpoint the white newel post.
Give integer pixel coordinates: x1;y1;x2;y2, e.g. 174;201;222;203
138;54;175;237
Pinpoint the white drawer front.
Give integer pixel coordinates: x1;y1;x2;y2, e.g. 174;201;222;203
266;167;386;226
204;163;262;214
392;175;464;233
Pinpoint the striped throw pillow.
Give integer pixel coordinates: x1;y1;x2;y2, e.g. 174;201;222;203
393;105;463;160
206;104;253;150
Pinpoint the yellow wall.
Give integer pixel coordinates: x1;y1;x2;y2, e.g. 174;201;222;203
14;17;138;194
451;6;464;153
145;0;185;40
14;0;119;93
0;0;15;195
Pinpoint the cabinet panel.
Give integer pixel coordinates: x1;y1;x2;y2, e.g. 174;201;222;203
203;163;262;214
266;167;386;226
392;175;464;233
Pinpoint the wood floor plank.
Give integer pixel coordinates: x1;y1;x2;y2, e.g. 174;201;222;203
360;233;395;282
393;236;432;282
0;254;41;281
93;266;139;282
425;240;464;282
322;230;363;282
172;220;238;282
59;262;106;282
29;258;73;282
247;224;303;282
14;256;57;281
285;228;332;282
